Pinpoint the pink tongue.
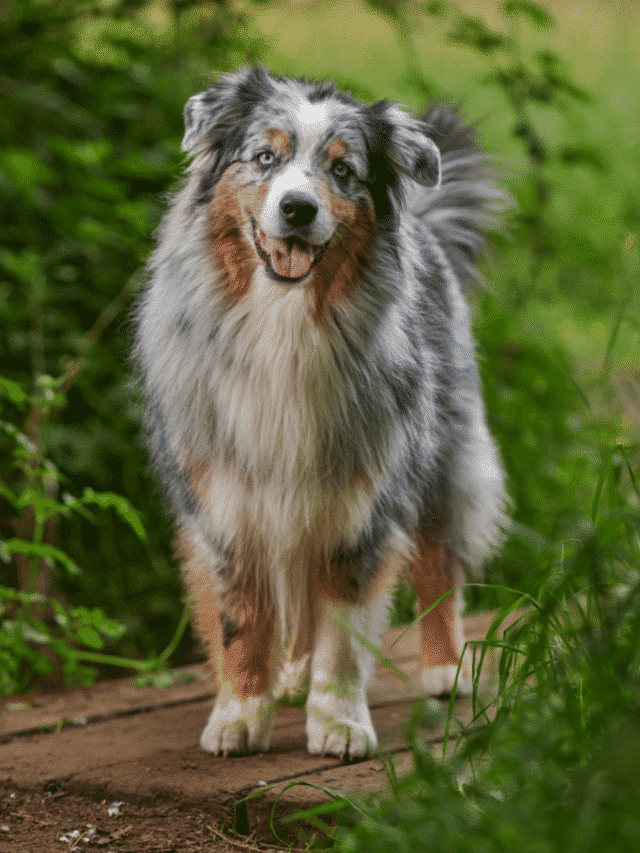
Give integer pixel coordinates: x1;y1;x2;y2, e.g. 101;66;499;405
264;236;314;279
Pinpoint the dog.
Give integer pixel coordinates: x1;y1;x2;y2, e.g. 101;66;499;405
135;66;507;759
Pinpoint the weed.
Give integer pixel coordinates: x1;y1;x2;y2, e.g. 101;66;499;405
0;374;190;693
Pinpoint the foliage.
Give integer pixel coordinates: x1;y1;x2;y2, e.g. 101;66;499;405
0;373;143;693
0;372;195;693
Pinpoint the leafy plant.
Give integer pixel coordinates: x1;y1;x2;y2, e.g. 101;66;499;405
0;373;191;693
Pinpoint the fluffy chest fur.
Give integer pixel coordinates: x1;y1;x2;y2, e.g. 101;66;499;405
143;236;424;549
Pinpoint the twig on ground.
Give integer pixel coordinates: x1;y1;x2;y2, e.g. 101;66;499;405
206;823;307;852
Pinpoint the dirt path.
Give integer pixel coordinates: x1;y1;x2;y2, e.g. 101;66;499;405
0;613;503;852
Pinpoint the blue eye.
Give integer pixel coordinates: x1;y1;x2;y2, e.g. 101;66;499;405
256;150;276;168
332;160;352;181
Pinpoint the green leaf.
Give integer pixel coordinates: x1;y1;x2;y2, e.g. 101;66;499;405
448;15;508;54
559;144;606;172
49;138;113;167
76;625;104;650
115;200;152;234
113;152;164;179
52;600;69;628
87;607;126;640
0;483;18;511
502;0;554;28
423;1;450;16
1;538;81;575
24;620;52;645
0;249;46;286
0;376;28;407
0;587;44;606
362;0;403;22
0;148;57;193
79;489;147;542
16;488;63;523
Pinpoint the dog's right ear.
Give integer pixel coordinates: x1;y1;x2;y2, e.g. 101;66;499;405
181;66;275;155
182;90;220;154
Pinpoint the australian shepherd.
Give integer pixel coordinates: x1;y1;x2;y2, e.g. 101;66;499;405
135;66;507;759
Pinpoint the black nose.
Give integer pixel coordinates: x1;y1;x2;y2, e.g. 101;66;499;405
280;192;318;229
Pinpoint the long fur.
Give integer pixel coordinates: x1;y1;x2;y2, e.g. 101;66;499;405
134;66;507;758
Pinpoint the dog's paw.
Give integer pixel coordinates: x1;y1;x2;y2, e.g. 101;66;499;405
200;693;275;755
305;689;377;759
419;659;473;697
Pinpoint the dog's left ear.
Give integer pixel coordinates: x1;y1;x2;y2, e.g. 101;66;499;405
368;101;441;189
400;130;441;188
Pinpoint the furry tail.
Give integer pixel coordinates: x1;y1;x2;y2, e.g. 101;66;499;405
413;105;506;288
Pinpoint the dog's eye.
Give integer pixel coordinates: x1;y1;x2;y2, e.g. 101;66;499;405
332;160;352;182
256;150;276;169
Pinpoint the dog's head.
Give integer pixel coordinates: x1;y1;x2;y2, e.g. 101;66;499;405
182;66;440;308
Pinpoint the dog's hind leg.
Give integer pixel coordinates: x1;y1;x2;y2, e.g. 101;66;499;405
411;534;472;696
177;525;277;755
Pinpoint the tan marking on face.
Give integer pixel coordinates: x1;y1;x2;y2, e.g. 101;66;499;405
411;533;464;668
309;187;377;321
208;163;269;300
177;525;274;699
326;138;348;162
265;128;292;159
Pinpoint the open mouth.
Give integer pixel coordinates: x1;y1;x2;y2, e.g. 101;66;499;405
251;218;326;283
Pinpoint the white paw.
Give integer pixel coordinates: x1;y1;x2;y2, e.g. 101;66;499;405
306;688;377;759
419;660;473;697
200;693;275;755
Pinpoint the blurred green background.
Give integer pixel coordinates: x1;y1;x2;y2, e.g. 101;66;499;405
1;0;638;694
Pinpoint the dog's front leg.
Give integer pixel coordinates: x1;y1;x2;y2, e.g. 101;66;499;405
305;587;391;760
179;526;277;755
198;593;277;756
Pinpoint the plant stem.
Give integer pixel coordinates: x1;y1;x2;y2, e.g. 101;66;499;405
158;603;192;664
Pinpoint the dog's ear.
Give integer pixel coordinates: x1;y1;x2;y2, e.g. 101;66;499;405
397;128;441;188
182;90;219;154
367;101;441;189
182;66;275;155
